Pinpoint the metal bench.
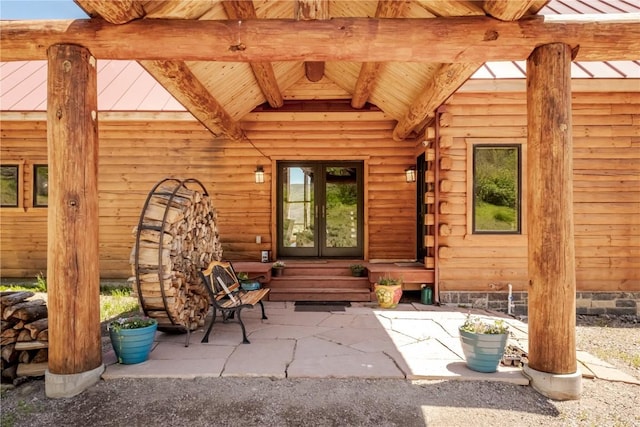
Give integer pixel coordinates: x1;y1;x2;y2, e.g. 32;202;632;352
198;260;269;344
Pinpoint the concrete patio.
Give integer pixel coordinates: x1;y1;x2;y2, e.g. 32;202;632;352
102;302;639;386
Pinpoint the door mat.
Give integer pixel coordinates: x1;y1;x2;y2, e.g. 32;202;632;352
294;301;351;312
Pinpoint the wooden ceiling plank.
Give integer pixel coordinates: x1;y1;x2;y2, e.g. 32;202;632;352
139;60;245;141
295;0;329;83
74;0;144;24
3;17;639;62
351;0;408;108
223;0;283;108
483;0;542;21
393;62;481;140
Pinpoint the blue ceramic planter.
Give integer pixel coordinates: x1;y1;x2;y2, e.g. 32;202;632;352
459;328;508;373
109;321;158;364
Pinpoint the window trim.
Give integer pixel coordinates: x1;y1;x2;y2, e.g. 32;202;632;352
465;139;527;237
33;164;49;208
1;164;21;208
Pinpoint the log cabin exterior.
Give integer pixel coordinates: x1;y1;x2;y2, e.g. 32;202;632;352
1;0;639;397
2;69;638;314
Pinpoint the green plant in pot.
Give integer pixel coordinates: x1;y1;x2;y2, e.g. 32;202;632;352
237;271;261;291
349;264;366;277
459;314;509;373
108;314;158;364
272;261;285;277
374;276;403;309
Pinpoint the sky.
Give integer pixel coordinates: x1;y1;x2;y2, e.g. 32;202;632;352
0;0;87;19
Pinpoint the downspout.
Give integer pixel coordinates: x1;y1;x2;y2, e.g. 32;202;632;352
433;106;444;305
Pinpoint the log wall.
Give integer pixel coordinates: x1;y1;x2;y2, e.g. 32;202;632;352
437;91;640;293
0;111;416;278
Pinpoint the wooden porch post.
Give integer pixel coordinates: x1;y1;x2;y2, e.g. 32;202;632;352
524;42;581;400
45;44;103;398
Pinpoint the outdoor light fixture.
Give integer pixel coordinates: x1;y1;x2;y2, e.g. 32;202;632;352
255;166;265;183
405;166;416;183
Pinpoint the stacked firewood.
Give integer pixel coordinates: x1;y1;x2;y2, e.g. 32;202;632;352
1;291;48;383
130;182;222;332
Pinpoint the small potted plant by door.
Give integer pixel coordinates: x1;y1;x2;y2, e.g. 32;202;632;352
349;264;367;277
374;276;403;309
271;261;285;277
458;314;509;373
237;272;261;291
108;314;158;364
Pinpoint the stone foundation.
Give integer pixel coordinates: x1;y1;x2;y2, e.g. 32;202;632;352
439;291;640;317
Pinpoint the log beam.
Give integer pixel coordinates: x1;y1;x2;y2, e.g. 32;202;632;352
2;16;639;62
75;0;247;138
139;60;245;141
483;0;543;21
295;0;329;82
74;0;144;24
351;0;407;108
390;0;538;138
46;44;101;377
223;1;283;108
525;42;580;399
393;62;481;140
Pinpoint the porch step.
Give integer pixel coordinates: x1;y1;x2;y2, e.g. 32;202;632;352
269;276;370;289
268;276;371;302
277;264;355;277
267;287;371;302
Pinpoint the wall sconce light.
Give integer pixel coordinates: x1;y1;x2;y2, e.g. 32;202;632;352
255;166;265;184
405;166;416;183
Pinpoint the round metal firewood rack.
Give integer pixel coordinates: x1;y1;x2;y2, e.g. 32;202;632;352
133;177;211;336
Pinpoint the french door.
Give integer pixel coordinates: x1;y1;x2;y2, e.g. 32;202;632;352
277;161;363;258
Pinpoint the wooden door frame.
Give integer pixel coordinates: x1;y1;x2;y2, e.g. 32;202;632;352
271;160;369;259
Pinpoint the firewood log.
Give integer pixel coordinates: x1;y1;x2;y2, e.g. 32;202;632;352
3;299;47;321
32;349;48;363
16;362;47;377
1;364;18;382
14;341;48;351
36;330;48;341
1;343;17;363
18;350;31;364
24;318;48;340
1;291;35;309
17;329;32;342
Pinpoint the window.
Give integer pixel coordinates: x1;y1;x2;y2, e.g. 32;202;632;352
0;165;19;207
473;145;521;234
33;165;48;207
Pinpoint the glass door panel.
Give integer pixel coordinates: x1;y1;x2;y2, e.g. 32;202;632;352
322;165;362;257
279;165;317;257
277;162;363;258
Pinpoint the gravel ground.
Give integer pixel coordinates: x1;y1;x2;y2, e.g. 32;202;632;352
1;315;638;427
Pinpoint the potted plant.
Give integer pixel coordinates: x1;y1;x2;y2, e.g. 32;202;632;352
458;314;509;373
237;271;261;291
374;276;403;308
272;261;285;277
349;264;367;277
108;314;158;364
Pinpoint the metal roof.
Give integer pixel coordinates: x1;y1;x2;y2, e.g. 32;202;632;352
1;0;638;112
477;0;640;79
